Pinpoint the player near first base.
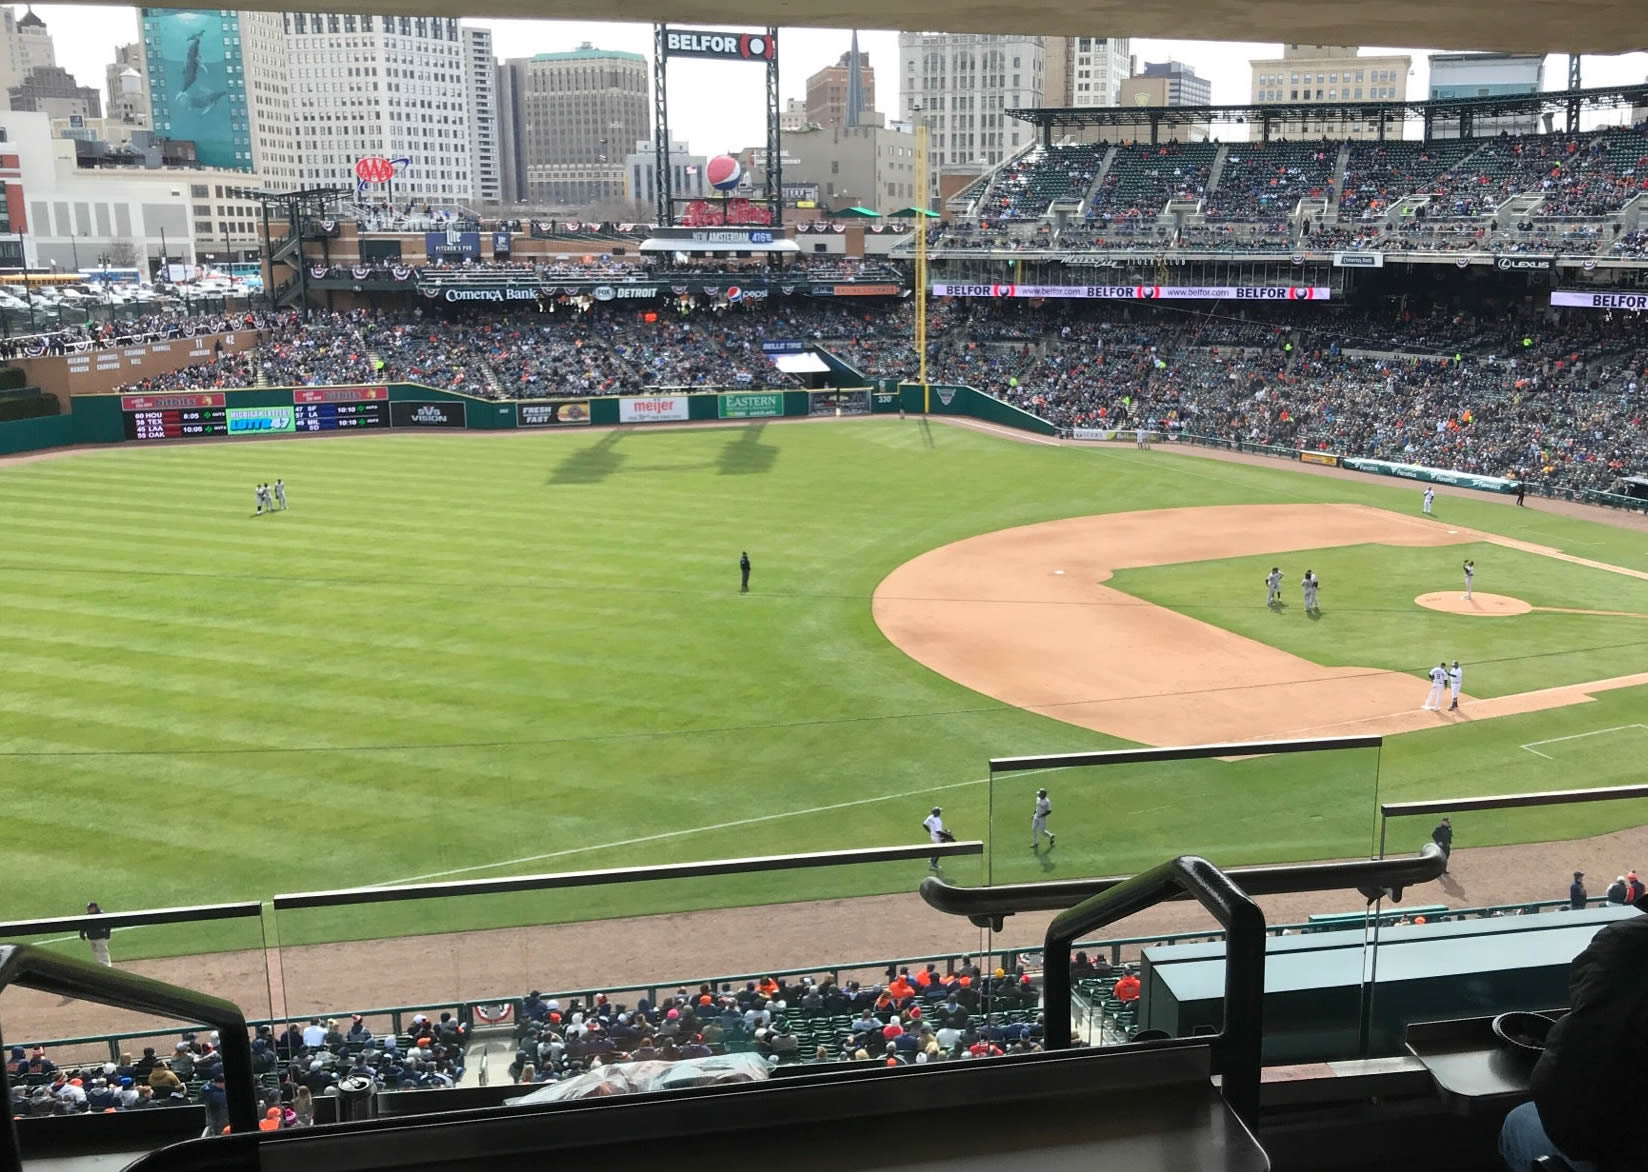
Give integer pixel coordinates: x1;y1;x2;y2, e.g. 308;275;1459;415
1030;788;1055;850
1448;660;1462;711
1423;487;1435;516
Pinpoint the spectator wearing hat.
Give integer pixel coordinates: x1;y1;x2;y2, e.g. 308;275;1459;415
1626;871;1645;904
28;1047;57;1077
346;1015;372;1044
1569;871;1587;910
80;902;112;967
148;1062;182;1094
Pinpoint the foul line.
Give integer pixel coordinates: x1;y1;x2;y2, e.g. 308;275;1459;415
1519;723;1648;760
374;768;1061;886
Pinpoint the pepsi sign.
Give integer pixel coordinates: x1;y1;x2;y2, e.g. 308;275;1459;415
663;28;776;61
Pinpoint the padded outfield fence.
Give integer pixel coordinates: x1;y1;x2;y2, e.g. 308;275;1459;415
0;380;1048;458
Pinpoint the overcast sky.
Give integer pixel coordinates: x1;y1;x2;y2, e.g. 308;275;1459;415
33;7;1648;153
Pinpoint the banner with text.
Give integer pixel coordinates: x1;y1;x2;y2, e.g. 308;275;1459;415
718;392;784;419
1340;457;1515;493
226;405;295;435
1551;290;1648;311
1298;451;1342;467
516;401;591;427
930;283;1332;301
390;400;468;429
620;396;690;423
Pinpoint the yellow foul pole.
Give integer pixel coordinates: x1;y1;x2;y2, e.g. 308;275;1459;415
915;120;929;414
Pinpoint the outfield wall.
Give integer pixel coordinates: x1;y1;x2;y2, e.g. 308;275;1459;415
0;381;1040;458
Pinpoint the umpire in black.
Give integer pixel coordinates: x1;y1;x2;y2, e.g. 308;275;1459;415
739;551;751;593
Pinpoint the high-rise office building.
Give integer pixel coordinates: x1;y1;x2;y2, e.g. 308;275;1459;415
0;6;54;104
1063;35;1131;108
283;13;471;202
106;43;151;128
1138;59;1211;107
498;45;648;209
1428;53;1544;138
8;65;99;120
463;26;500;204
806;43;875;129
1249;45;1411;140
140;9;296;184
899;32;1047;181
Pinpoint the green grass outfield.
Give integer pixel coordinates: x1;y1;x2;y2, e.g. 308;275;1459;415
3;419;1647;959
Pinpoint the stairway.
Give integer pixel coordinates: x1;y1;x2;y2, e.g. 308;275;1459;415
1205;144;1231;195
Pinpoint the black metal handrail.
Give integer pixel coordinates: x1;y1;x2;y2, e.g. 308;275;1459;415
273;842;982;910
920;845;1448;927
989;734;1381;774
0;944;258;1172
0;901;263;940
1041;856;1266;1132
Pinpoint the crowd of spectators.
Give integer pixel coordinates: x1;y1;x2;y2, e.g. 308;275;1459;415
6;1012;466;1127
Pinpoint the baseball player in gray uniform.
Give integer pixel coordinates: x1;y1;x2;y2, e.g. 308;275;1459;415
1423;662;1449;710
1266;567;1284;606
1301;569;1320;613
1448;661;1462;711
1462;560;1475;601
1030;788;1055;850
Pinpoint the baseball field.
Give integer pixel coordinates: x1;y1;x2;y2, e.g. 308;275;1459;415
3;416;1647;982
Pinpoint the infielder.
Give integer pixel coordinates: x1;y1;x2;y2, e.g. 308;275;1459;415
273;479;288;511
922;806;946;870
1301;569;1320;613
1030;788;1055;850
1462;559;1475;601
1423;487;1435;516
1448;660;1462;711
1266;566;1284;606
1423;662;1449;710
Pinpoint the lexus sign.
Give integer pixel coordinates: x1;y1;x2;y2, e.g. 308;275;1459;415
1495;255;1554;272
663;29;776;61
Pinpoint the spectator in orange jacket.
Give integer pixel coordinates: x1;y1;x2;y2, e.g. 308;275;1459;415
1114;973;1142;1003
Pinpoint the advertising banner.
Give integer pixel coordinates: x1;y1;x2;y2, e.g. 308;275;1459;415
1551;290;1648;310
718;392;784;419
591;285;661;302
930;283;1332;301
293;386;389;404
760;340;805;354
1071;427;1124;441
120;393;226;412
421;283;541;304
425;231;481;262
619;396;690;423
144;11;240;171
1333;252;1384;268
833;284;903;297
390;400;468;429
225;406;296;435
516;401;591;427
1298;450;1341;467
661;28;775;61
809;390;870;416
1494;255;1554;272
492;230;512;256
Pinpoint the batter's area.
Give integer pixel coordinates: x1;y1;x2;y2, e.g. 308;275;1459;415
873;503;1648;745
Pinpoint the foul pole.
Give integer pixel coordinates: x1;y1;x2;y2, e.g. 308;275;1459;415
914;120;929;412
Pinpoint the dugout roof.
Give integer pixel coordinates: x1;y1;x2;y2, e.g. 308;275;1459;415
55;0;1639;56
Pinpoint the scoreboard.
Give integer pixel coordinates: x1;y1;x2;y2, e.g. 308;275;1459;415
293;401;391;431
119;387;391;442
120;394;229;440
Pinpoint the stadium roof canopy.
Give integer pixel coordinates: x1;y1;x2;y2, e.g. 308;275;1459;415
66;0;1640;55
1010;83;1648;138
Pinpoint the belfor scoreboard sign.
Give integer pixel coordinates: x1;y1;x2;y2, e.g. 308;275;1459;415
662;28;775;60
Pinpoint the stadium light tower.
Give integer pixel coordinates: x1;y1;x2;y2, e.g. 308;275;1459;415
911;99;929;408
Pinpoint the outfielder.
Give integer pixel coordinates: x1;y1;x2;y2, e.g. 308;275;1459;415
922;806;947;870
1448;660;1462;711
1423;487;1435;516
254;483;268;515
1462;559;1475;601
1266;566;1284;606
1301;569;1320;613
1423;662;1449;710
1030;788;1055;850
273;479;288;511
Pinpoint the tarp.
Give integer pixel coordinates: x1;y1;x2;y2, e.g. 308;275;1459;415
505;1054;770;1105
1340;457;1518;494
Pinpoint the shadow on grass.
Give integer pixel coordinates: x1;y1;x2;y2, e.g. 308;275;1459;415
549;430;625;485
716;423;779;476
918;418;935;449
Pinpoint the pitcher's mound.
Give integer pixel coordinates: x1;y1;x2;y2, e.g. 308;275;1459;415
1415;591;1532;616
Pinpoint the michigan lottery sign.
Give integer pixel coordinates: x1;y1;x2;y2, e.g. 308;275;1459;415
226;406;296;435
719;392;783;419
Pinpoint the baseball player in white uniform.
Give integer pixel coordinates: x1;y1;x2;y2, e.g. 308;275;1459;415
1423;662;1449;710
1448;660;1462;711
1423;487;1435;516
1030;788;1055;850
1462;560;1475;601
1301;569;1319;613
1266;567;1284;606
922;807;946;870
254;484;268;515
273;479;288;511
